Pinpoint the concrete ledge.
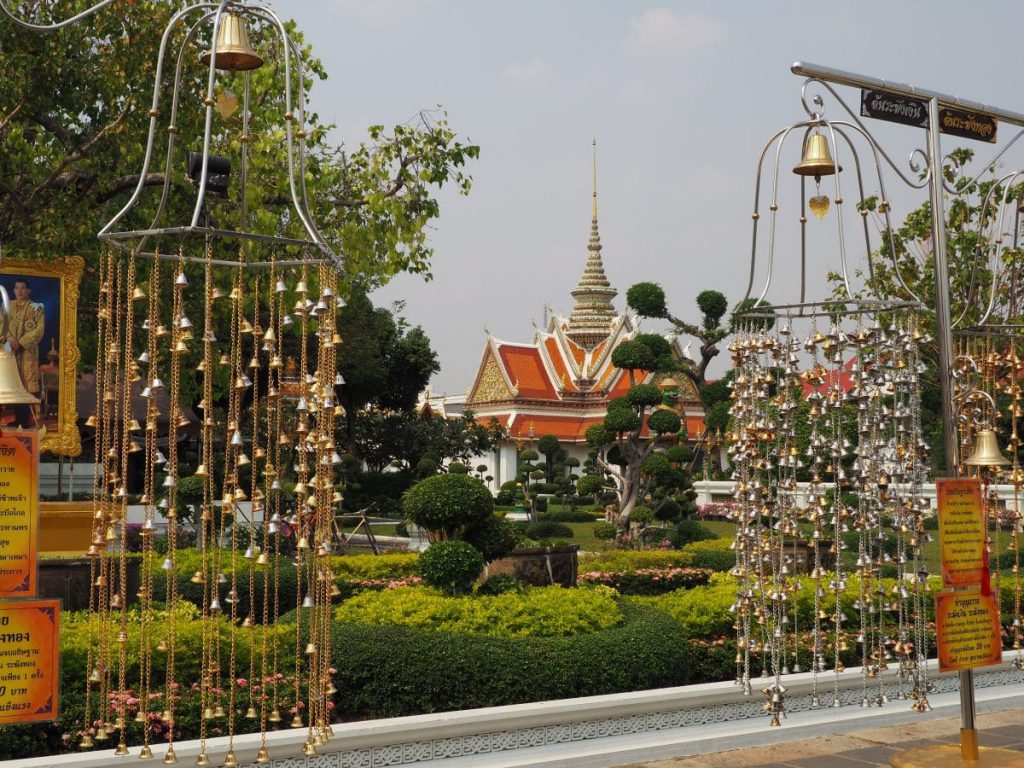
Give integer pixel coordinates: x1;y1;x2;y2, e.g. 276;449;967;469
21;653;1024;768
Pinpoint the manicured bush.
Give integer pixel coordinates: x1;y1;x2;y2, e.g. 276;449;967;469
630;506;654;526
335;584;621;638
463;514;518;562
332;552;419;580
670;519;717;548
496;480;517;505
522;520;573;540
418;541;486;594
636;575;735;637
331;600;696;719
403;473;494;539
592;521;617;541
683;538;734;571
539;509;600;523
533;496;548;513
579;549;695;572
578;567;713;595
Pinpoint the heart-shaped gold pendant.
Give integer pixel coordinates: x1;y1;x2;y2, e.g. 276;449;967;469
215;89;239;120
808;195;830;219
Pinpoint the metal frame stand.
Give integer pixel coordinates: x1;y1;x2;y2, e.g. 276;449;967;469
790;61;1024;768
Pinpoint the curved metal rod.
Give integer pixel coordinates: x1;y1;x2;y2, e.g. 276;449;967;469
828;119;922;304
189;0;235;228
741;127;789;306
136;9;221;255
940;128;1024;196
758;123;804;307
98;2;222;238
821;120;852;300
831;125;875;290
0;0;115;31
800;78;930;189
971;170;1024;327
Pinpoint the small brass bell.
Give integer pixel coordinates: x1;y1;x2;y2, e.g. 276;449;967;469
793;130;842;181
255;746;270;763
964;428;1010;467
201;13;264;72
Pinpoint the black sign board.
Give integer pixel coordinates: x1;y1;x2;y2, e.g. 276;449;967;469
938;107;997;143
860;89;928;129
860;88;998;143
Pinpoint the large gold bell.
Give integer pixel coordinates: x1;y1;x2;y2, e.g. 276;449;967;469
201;13;263;72
793;130;841;181
964;428;1010;467
0;350;38;405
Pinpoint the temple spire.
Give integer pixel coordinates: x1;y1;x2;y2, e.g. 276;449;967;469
567;139;617;350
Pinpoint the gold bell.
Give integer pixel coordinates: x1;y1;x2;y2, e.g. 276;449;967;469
195;752;211;767
0;351;39;405
114;742;131;756
201;13;264;72
194;464;208;478
304;641;317;655
132;285;147;301
793;130;842;181
255;746;270;763
964;428;1010;467
162;745;178;764
222;749;238;768
138;744;153;758
268;709;282;723
245;706;258;719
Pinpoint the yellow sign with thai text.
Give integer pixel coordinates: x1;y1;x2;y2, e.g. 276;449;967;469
0;431;37;598
937;478;986;589
935;590;1002;672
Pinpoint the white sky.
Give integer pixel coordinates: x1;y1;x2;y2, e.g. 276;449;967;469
285;1;1024;394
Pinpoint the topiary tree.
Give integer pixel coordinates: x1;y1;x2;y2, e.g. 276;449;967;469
402;473;494;541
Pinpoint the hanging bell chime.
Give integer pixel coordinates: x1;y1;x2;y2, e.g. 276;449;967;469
964;428;1010;467
201;13;264;72
793;130;842;181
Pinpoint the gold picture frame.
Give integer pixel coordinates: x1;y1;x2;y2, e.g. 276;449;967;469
0;256;82;457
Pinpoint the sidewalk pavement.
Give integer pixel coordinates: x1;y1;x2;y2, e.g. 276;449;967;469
616;708;1024;768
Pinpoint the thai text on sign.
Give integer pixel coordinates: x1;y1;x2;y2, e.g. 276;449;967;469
0;599;59;723
0;431;38;598
935;590;1001;673
936;478;987;589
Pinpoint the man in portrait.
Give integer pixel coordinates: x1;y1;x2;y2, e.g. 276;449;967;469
5;278;44;426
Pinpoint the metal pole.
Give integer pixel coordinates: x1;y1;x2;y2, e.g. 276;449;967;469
924;96;979;762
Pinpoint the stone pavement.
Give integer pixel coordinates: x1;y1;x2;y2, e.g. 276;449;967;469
616;708;1024;767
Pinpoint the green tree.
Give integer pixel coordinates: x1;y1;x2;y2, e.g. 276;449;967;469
626;283;732;389
336;292;439;450
584;335;686;522
354;410;503;473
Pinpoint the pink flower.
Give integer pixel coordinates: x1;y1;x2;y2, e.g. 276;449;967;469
236;678;248;688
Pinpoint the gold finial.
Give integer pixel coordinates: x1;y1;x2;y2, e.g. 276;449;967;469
592;137;598;220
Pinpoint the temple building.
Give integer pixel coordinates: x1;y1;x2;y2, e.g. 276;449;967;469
463;149;705;488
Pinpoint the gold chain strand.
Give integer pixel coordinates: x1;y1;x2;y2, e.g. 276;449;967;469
114;249;138;756
246;280;261;723
294;264;309;733
81;249;112;749
269;285;285;730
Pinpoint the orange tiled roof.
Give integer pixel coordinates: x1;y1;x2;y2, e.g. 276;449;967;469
506;414;605;442
564;335;587;367
543;337;579;393
685;414;706;438
498;345;558;400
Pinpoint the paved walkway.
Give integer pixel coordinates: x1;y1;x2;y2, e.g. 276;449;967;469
617;708;1024;767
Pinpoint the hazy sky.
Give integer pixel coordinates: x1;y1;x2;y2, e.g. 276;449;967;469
285;1;1024;394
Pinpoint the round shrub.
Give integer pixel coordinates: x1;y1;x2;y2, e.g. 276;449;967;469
630;506;654;526
539;509;598;523
627;383;663;409
670;519;717;548
524;520;573;540
418;541;485;594
532;496;548;513
647;408;681;435
476;574;524;595
576;475;604;498
593;521;617;541
463;515;518;562
496;480;517;506
403;473;494;539
448;462;470;474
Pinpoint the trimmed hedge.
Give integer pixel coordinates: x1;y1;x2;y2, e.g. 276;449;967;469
578;567;712;595
331;601;696;718
683;538;734;571
538;509;601;523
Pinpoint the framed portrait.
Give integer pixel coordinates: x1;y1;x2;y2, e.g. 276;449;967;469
0;256;82;457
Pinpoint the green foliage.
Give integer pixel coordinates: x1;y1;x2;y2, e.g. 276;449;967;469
331;601;695;719
665;444;694;463
604;407;642;434
633;334;676;371
670;520;717;548
579;550;695;572
576;474;605;499
627;383;663;409
630;506;654;526
682;538;734;571
696;290;728;328
476;574;525;596
402;473;494;539
700;378;731;408
335;584;621;637
522;521;574;540
537;434;561;457
611;340;656;372
636;577;736;637
592;521;617;541
648;408;682;436
357;410;505;474
626;282;669;318
462;515;518;562
448;462;470;474
641;453;671;480
538;509;600;523
585;423;613;447
331;553;420;581
418;541;486;594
